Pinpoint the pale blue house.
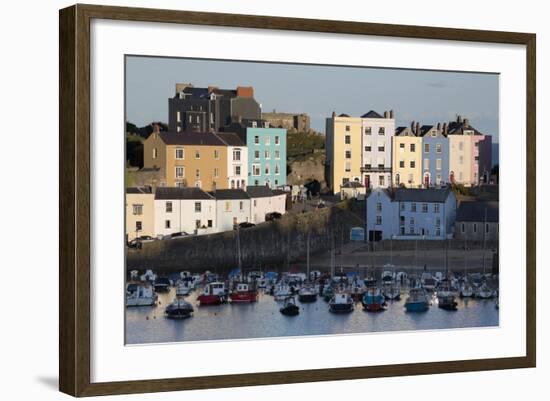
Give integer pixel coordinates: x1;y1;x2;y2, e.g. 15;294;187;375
367;187;457;240
420;125;449;187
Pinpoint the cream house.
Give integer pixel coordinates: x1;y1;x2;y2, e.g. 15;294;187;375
246;186;287;224
126;187;154;241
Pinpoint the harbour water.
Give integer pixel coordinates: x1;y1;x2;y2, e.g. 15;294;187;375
125;282;499;345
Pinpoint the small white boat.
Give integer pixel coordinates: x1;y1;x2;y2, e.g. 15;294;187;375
126;282;157;306
175;280;192;297
460;282;474;298
382;283;401;301
329;292;354;313
274;283;292;300
140;269;157;283
475;283;495;299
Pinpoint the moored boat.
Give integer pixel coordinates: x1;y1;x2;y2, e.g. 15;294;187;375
164;296;194;319
153;276;171;293
437;290;458;311
274;283;292;300
298;285;318;303
229;282;258;303
197;282;227;305
280;296;300;316
175;280;192;297
140;269;157;283
362;287;386;312
329;292;354;313
126;282;157;307
459;282;474;298
382;283;401;301
475;283;495;299
404;288;430;312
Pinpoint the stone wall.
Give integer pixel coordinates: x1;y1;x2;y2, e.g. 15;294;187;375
287;153;326;188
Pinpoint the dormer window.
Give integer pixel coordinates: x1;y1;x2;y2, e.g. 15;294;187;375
251;121;257;128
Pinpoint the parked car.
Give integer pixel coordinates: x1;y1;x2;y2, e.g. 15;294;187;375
235;222;256;230
127;235;155;248
265;212;283;221
169;231;189;239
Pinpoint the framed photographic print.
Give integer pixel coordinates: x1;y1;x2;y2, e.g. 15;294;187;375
59;4;536;397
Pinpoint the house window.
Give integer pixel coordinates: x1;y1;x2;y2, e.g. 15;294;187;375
135;221;142;231
251;121;257;128
410;143;416;152
175;166;185;178
188;115;192;123
376;202;382;212
165;220;171;229
345;125;350;132
399;160;405;168
195;220;201;228
378;145;385;152
399;143;405;151
436;174;442;183
176;111;181;122
265;165;270;175
473;223;477;233
486;223;490;233
275;136;280;145
252;164;260;176
265;150;270;159
459;155;464;165
345;162;351;172
424;143;430;153
274;150;280;159
424;158;429;170
410;217;415;225
254;150;260;159
400;203;405;211
409;227;415;235
239;201;244;211
194;202;201;213
364;127;372;135
234;166;241;176
365;145;372;152
253;199;257;207
207;220;213;228
254;136;259;144
275;179;279;185
422;203;428;213
275;164;280;175
345;150;351;159
461;223;465;233
152;148;158;159
434;204;440;213
459;142;464;151
436;143;442;153
254;180;259;185
435;228;441;236
435;217;441;227
379;176;385;186
233;149;241;161
214;168;219;178
195;150;200;159
165;202;172;213
436;159;442;170
345;135;351;144
411;203;416;212
378;127;385;135
214;149;219;160
265;136;270;146
132;204;143;215
175;148;184;159
376;215;382;225
224;201;231;212
410;161;416;168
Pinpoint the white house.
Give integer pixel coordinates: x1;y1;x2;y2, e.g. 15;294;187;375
217;132;248;190
246;186;287;224
212;189;252;231
361;110;395;189
367;187;457;240
154;187;217;237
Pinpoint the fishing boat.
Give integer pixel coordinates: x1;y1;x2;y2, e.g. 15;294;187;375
329;292;354;313
280;296;300;316
126;282;157;306
140;269;157;283
437;290;458;310
229;282;258;303
197;282;227;305
382;282;401;301
421;273;437;291
404;288;430;312
175;280;192;297
274;283;292;300
362;287;386;312
298;285;318;303
153;276;171;293
475;283;495;299
164;296;194;319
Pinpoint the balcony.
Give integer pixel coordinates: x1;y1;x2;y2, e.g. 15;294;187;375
361;165;391;173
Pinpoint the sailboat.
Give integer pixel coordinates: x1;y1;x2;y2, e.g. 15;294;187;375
298;232;318;303
460;234;474;297
437;240;458;310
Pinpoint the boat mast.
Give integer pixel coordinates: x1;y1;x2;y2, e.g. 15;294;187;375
306;230;311;280
482;206;487;275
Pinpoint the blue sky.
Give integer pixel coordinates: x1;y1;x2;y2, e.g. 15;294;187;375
126;56;499;142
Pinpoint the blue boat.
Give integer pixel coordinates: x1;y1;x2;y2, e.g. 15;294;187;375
362;287;386;312
404;288;430;312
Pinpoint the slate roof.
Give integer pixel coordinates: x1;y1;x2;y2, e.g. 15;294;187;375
446;121;484;136
272;189;288;196
216;132;246;146
126;187;152;194
361;110;384;119
395;126;416;137
210;189;250;200
154;187;213;200
246;185;274;198
394;188;452;203
157;131;226;146
456;201;499;222
341;181;365;189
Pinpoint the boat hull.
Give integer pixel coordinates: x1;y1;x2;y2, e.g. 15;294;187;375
229;292;258;303
198;294;225;305
126;297;156;307
405;302;429;312
329;303;354;313
298;293;317;303
280;305;300;316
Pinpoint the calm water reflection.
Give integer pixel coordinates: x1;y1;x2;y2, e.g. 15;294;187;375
125;287;499;344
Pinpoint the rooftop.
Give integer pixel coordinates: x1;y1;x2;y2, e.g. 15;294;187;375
126;187;152;194
246;185;274;198
456;201;499;222
155;187;214;200
156;131;227;146
210;189;250;200
394;188;453;203
361;110;384;119
215;132;246;147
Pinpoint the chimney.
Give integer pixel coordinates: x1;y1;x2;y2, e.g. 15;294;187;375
457;115;463;123
152;123;160;134
175;83;193;94
332;111;336;118
208;85;218;93
464;118;469;127
415;122;420;136
437;122;441;130
443;122;448;135
389;109;394;119
236;86;254;98
411;121;415;131
384;110;389;118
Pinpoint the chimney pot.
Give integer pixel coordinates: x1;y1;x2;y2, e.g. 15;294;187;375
389;109;394;119
457;115;463;123
464;118;469;127
384;110;389;118
415;122;420;135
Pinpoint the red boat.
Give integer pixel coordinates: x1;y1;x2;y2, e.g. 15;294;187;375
197;282;227;305
229;282;258;303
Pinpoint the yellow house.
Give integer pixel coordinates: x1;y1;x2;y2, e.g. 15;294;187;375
143;131;229;191
325;113;363;192
126;187;154;241
392;127;422;187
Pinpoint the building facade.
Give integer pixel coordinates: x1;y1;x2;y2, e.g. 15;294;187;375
152;187;217;237
143;131;230;190
454;201;498;241
216;133;248;189
392;126;422;187
126;187;154;241
246;186;287;224
361;110;395;189
168;83;261;132
366;188;457;241
212;189;252;231
420;124;449;187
